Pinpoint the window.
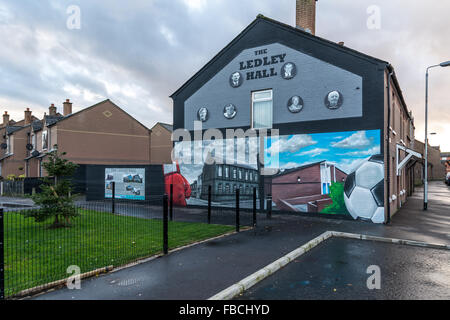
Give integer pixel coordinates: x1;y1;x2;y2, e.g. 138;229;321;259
410;120;414;140
225;166;229;178
217;166;223;177
218;183;222;193
238;169;242;180
48;130;51;149
42;130;48;150
39;159;43;177
233;168;237;179
322;183;331;195
245;171;249;181
233;184;237;193
6;135;12;154
31;133;36;150
400;114;404;140
252;90;273;129
225;184;230;194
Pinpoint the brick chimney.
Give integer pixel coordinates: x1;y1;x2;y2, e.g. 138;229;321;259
63;99;72;116
3;111;9;126
24;108;32;125
49;103;57;116
296;0;317;35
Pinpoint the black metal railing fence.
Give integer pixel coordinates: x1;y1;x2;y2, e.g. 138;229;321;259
0;182;270;299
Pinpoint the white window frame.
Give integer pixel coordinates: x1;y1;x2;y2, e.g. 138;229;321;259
251;89;273;129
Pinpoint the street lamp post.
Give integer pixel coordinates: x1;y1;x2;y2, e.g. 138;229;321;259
424;61;450;210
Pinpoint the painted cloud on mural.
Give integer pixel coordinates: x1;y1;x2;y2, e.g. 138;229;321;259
331;131;373;150
266;130;380;174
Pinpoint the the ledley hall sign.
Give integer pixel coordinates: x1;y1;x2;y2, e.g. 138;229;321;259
231;49;294;84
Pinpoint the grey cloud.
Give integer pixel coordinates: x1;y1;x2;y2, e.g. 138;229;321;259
0;0;449;149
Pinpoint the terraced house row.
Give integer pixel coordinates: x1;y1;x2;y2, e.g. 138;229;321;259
0;99;173;179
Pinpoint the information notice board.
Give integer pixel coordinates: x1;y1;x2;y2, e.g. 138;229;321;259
105;168;146;200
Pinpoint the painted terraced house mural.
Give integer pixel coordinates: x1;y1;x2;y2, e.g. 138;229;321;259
171;4;417;224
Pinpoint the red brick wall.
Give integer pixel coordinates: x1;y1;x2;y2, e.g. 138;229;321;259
296;0;317;34
271;164;321;203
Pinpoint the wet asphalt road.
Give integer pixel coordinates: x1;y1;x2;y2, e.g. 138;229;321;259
236;237;450;300
31;181;450;300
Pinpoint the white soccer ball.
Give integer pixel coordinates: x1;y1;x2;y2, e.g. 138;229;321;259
343;155;385;224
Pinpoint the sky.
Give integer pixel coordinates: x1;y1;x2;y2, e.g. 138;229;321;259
174;129;380;184
0;0;449;149
265;130;381;174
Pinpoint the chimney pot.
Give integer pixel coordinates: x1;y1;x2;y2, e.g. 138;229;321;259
24;108;32;125
49;103;57;116
63;99;73;116
338;41;345;46
296;0;317;35
3;111;10;126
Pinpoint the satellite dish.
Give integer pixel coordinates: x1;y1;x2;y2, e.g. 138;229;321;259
31;150;40;157
26;144;33;151
0;143;7;150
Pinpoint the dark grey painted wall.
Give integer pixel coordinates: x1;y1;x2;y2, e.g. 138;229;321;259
172;17;386;150
184;43;363;131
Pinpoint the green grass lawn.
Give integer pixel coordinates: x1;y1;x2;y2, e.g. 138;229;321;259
3;210;234;297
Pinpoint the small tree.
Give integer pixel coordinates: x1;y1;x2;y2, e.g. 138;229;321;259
29;147;79;228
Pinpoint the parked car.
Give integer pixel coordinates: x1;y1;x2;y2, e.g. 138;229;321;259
446;172;450;185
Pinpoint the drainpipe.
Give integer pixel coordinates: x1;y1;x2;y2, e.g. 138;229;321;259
386;67;394;224
148;129;152;164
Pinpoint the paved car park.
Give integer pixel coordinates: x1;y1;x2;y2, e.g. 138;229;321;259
235;237;450;300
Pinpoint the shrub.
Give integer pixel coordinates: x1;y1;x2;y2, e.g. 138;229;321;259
28;148;79;228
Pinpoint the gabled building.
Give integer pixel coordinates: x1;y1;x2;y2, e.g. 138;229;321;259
171;0;418;223
0;109;39;177
0;99;169;179
266;161;347;213
150;122;173;164
193;162;259;202
412;140;447;186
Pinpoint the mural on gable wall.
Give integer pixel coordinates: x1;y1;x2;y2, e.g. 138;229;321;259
172;43;385;223
264;129;384;223
170;129;385;223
